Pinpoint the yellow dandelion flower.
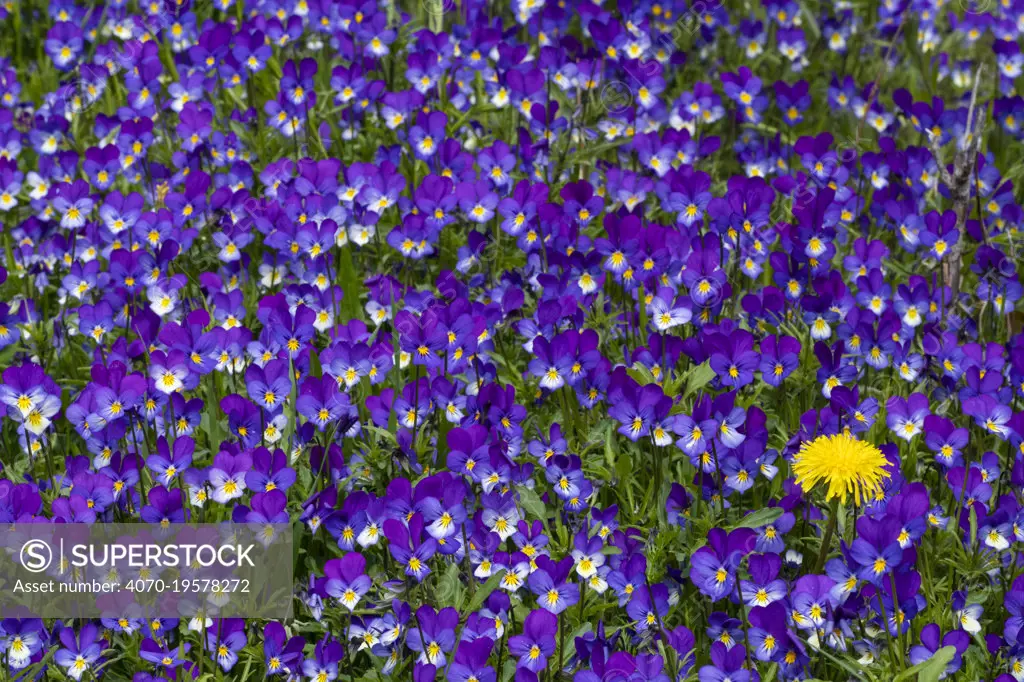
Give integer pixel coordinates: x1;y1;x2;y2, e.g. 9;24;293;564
793;434;890;506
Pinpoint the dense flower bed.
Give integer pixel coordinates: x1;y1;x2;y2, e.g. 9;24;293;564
1;0;1024;680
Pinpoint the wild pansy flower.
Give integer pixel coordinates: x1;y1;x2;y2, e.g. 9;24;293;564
207;451;250;504
755;508;795;554
924;415;969;469
70;472;115;514
0;363;61;436
758;335;801;386
721;441;764;494
708;329;759;389
706;393;748;450
240;448;292;495
45;22;83;71
979;506;1014;552
544;455;585;503
528;555;579;615
528;332;577;391
789;574;837;632
948;465;993;513
296;376;350;431
513;520;550;563
263;622;304;676
139;637;190;670
384;514;437;582
919;209;959;260
952;591;983;634
147;435;193;486
302;637;344;682
909;624;970;677
0;619;44;669
848;514;905;586
446;424;490;479
508;609;557;673
748;602;795;662
55;622;105;681
407;605;458;667
657;165;712;228
219;395;262;448
697;642;748;682
721;66;768;123
739;553;787;608
495;551;531;592
690;528;756;601
322;553;371;611
775;79;810;125
456;180;499;224
885;393;930;441
148;350;191;395
448;638;495;682
813;341;857;398
393;378;432;431
607;370;672;444
419;473;469;541
672;404;716;465
141;486;186;527
558;181;603;228
206;619;246;672
622;584;669;633
964;395;1014;439
570;531;605;580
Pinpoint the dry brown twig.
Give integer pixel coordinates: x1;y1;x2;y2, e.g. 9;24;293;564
927;62;987;312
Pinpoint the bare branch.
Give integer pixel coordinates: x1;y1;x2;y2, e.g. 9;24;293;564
964;63;986;145
931;62;987;316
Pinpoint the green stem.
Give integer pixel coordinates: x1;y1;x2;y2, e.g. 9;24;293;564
556;612;564;680
875;590;899;671
888;572;907;672
812;497;841;574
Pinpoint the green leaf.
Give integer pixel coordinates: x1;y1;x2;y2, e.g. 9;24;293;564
465;570;506;615
570;622;594;641
626;362;658;386
730;507;784;530
437;561;465;611
604;423;617;469
683;361;716;399
309;349;322;379
437;414;454;458
366;424;398;445
796;0;820;39
574;138;630;162
518;486;548;525
894;645;956;682
335;244;365;322
661;373;683;397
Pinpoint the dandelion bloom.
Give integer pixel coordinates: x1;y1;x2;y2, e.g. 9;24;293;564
792;434;890;505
